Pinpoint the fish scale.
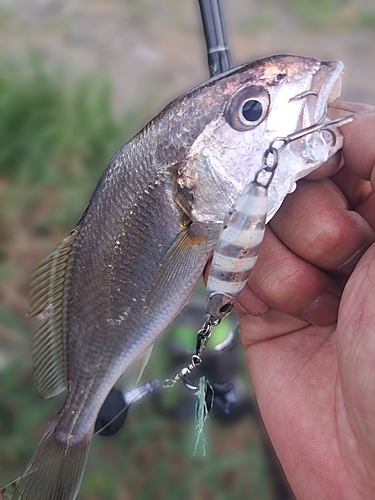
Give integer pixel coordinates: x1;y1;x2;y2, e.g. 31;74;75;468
62;159;215;433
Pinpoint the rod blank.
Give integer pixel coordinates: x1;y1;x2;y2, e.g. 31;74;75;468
198;0;233;77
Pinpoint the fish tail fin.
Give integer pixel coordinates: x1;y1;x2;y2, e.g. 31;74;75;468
12;419;92;500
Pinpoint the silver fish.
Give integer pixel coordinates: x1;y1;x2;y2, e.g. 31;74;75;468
14;54;345;500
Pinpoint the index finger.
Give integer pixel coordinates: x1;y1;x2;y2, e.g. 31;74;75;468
304;103;375;183
332;106;375;231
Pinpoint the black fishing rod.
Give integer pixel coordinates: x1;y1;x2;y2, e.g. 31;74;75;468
198;0;233;77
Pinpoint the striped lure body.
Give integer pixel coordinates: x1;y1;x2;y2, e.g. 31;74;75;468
205;182;267;319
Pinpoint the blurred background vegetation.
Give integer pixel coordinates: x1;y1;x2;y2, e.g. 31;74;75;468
0;0;374;499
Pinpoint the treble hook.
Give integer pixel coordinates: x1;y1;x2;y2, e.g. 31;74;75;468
278;114;355;147
254;113;355;189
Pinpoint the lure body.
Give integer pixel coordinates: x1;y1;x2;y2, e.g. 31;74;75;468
205;182;267;319
14;55;346;500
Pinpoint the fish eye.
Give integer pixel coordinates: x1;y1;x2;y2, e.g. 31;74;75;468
241;99;264;124
226;85;270;131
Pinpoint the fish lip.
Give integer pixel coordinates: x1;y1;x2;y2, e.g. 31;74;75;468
307;60;344;125
292;60;344;151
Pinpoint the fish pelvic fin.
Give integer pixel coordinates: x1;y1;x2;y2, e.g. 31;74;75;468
27;224;81;399
12;419;92;500
135;343;154;384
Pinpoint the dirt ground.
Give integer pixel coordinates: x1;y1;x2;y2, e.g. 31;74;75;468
0;0;374;117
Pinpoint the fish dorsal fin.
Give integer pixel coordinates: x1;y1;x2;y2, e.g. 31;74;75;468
145;222;212;312
28;225;81;399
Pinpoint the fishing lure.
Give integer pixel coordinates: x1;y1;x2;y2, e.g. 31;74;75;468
169;112;355;390
204;181;267;320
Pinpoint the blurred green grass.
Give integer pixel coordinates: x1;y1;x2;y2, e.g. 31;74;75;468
0;56;286;499
0;54;145;230
238;0;375;33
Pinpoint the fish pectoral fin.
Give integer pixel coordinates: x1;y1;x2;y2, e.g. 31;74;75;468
144;222;212;313
28;224;81;399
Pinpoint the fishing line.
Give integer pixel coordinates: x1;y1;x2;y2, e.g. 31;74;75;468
94;379;160;436
1;477;21;498
94;403;133;436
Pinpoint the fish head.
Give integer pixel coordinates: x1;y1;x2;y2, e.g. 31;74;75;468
184;55;344;223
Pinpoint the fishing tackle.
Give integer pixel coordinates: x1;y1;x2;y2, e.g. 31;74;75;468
204;181;268;320
167;111;355;390
198;0;232;77
164;316;219;390
94;379;160;436
204;111;355;322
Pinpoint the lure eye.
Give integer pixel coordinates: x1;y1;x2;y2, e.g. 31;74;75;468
226;86;270;131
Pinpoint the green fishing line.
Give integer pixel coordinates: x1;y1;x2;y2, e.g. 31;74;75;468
193;376;213;457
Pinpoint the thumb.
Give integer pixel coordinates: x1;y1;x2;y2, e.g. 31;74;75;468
336;243;375;463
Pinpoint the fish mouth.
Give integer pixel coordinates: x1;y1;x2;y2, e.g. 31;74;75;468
291;60;344;163
300;60;344;129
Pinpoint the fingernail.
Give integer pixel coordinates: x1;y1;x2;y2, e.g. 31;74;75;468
237;285;271;316
329;101;375;115
335;243;372;275
302;292;340;326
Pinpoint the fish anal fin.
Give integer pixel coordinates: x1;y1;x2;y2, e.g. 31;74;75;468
29;225;81;399
144;222;211;312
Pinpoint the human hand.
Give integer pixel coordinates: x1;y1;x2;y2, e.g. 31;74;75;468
238;104;375;499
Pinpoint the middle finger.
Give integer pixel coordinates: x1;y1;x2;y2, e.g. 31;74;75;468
270;178;375;275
